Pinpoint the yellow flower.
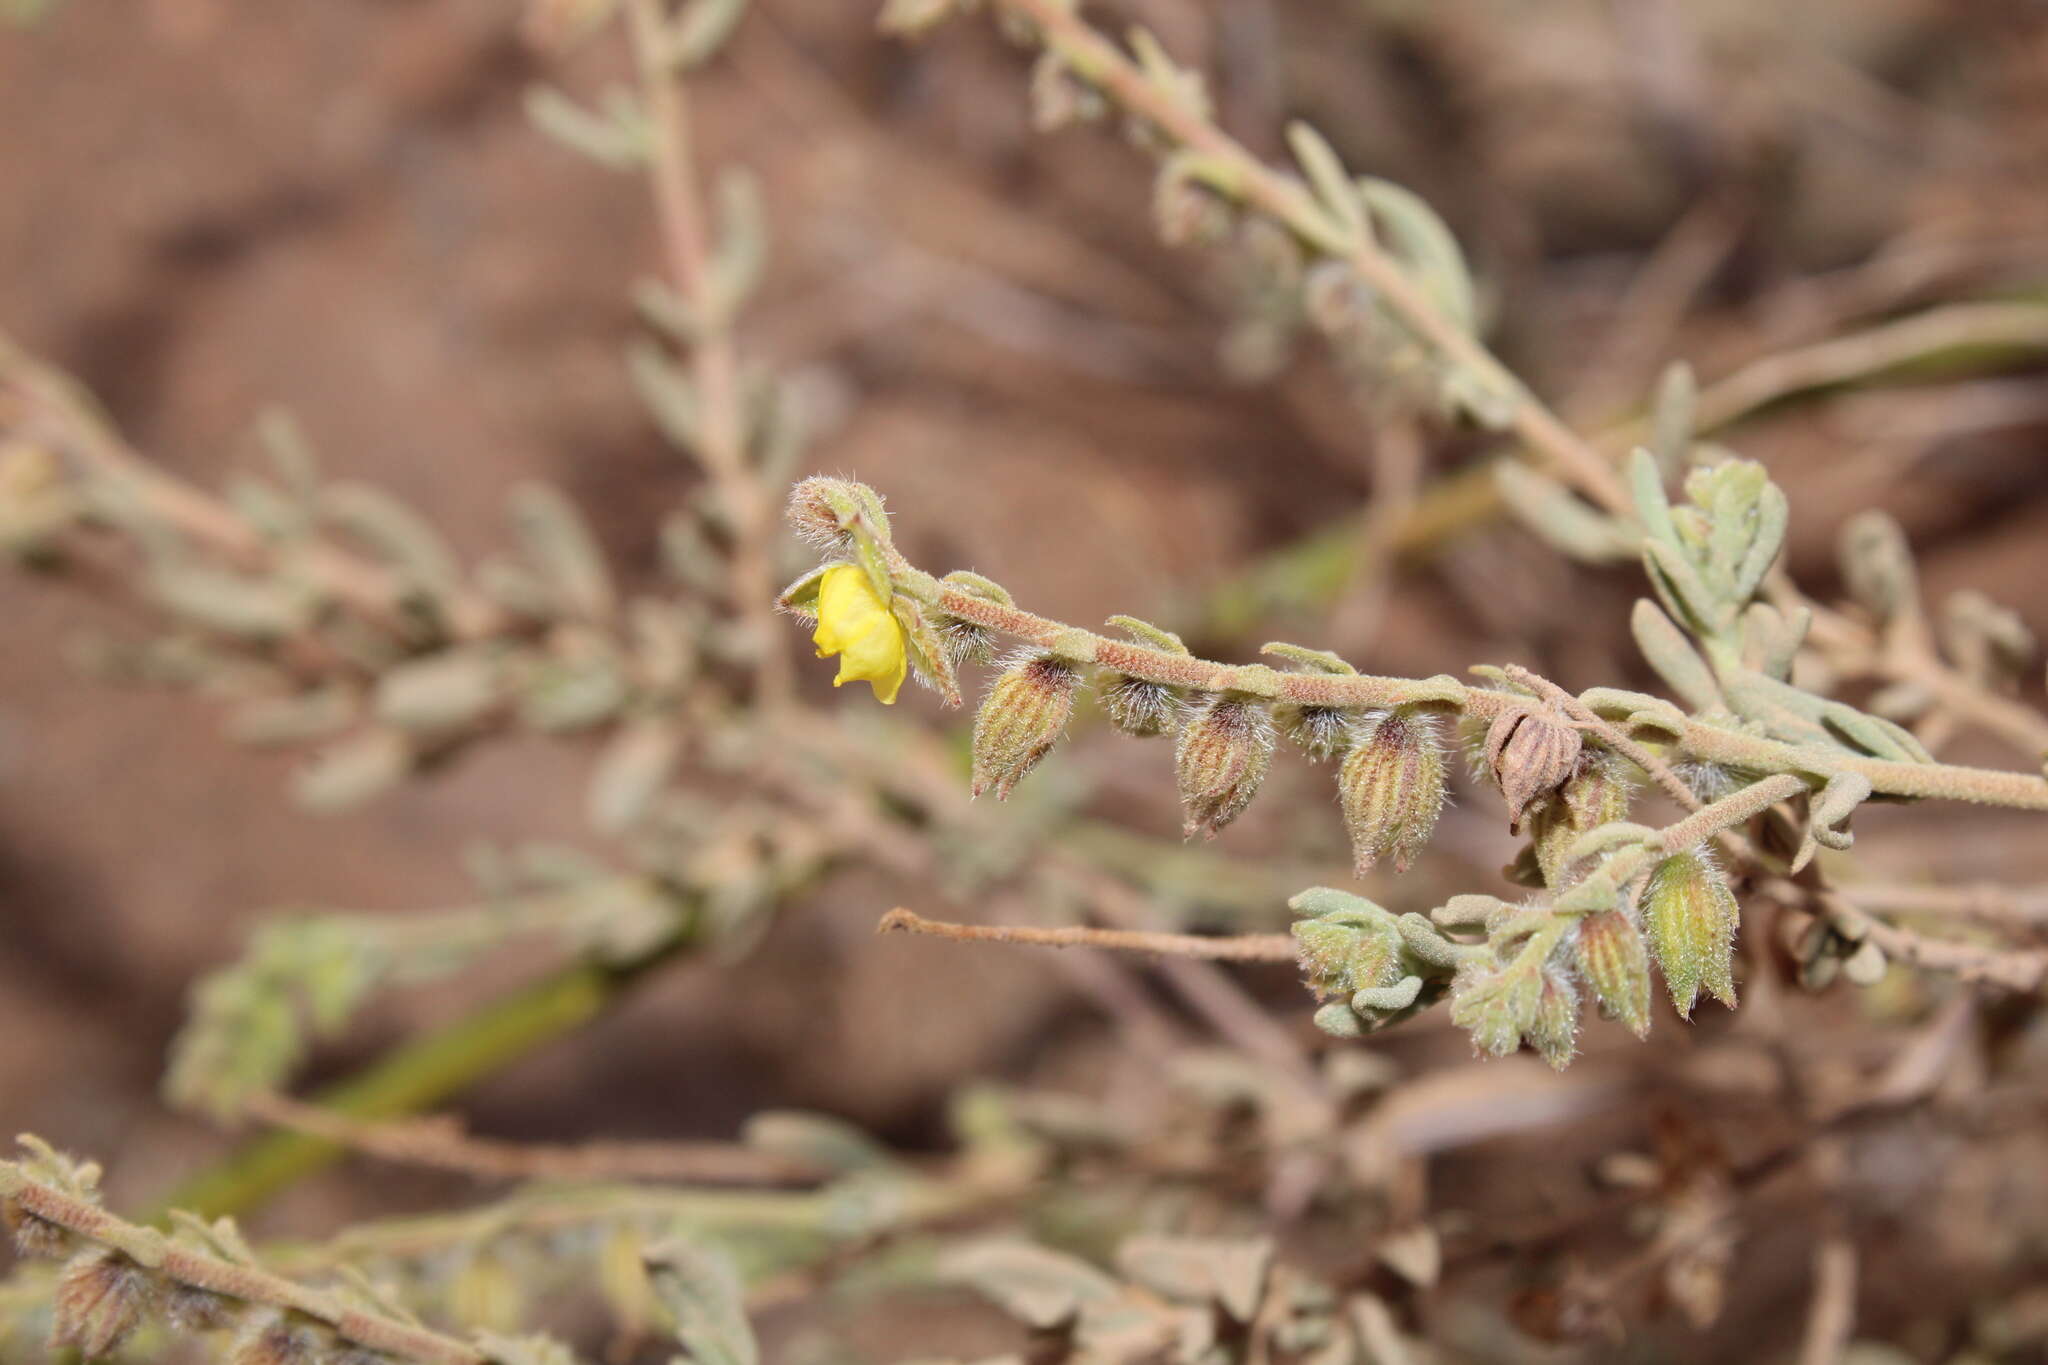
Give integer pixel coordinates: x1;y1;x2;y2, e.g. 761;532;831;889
812;564;907;704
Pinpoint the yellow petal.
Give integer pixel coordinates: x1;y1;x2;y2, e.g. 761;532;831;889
811;565;907;704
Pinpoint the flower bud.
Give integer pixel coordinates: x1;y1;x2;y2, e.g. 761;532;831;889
1293;913;1401;1000
1100;675;1179;737
1278;703;1354;762
1527;967;1580;1070
1338;708;1446;875
231;1312;339;1365
937;615;996;668
1529;749;1634;886
1174;697;1274;838
1153;159;1233;247
1572;909;1651;1039
1029;49;1106;131
971;653;1079;799
51;1248;155;1359
784;476;877;550
1838;509;1917;624
1642;849;1739;1018
165;1282;238;1333
1485;705;1583;833
1448;959;1541;1058
4;1198;68;1259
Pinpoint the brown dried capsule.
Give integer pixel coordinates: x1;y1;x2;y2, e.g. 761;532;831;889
1484;704;1583;833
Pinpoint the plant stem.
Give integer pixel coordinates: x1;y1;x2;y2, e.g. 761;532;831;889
624;0;790;705
878;906;1297;961
1;1166;488;1365
155;939;687;1221
906;566;2048;811
1000;0;1626;513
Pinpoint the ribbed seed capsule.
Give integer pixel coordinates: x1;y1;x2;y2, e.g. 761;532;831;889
971;653;1079;799
1642;849;1739;1017
51;1248;154;1359
1100;674;1179;737
1484;705;1583;833
1175;696;1274;838
1338;708;1446;875
1572;908;1652;1039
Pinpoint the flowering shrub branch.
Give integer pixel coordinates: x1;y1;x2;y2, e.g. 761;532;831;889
782;456;2048;1065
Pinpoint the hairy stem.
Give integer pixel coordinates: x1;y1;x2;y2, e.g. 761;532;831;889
0;1164;488;1365
905;565;2048;811
879;907;1297;961
1000;0;1626;512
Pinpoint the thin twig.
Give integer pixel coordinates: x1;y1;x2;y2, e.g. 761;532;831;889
624;0;789;704
1816;889;2048;992
243;1093;823;1186
1837;881;2048;928
2;336;506;641
878;907;1297;961
998;0;1629;513
1795;1237;1858;1365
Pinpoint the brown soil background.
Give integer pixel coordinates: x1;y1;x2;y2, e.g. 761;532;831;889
3;0;2048;1360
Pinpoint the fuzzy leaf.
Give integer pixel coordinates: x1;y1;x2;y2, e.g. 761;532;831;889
645;1242;758;1365
1285;122;1367;242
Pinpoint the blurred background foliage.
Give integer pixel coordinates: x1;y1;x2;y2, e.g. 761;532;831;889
3;0;2048;1361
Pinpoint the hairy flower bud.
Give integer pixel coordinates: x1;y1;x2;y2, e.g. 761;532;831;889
1293;910;1402;1000
937;614;996;668
971;653;1079;799
1448;959;1542;1059
230;1310;335;1365
1338;708;1446;875
52;1248;155;1358
1100;675;1179;737
1642;849;1739;1017
1279;703;1354;762
4;1198;68;1259
1530;749;1635;886
1153;160;1233;247
1527;967;1580;1070
785;476;867;550
164;1282;238;1334
1572;909;1651;1039
1839;509;1918;624
1485;705;1583;833
1175;697;1274;838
